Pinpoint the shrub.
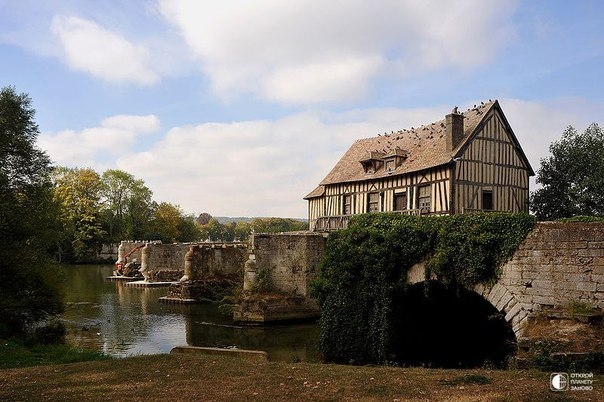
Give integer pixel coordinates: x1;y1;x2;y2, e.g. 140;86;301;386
311;212;535;364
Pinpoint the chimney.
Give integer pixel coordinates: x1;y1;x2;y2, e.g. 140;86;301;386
446;107;464;152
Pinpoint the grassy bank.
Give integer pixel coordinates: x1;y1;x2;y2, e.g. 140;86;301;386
0;339;111;369
1;353;602;401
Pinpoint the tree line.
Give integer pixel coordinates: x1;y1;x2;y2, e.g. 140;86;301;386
51;166;201;263
50;166;308;262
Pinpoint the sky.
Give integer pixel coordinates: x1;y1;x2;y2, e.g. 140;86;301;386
1;0;603;218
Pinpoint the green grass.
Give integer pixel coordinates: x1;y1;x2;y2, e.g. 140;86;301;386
0;339;112;369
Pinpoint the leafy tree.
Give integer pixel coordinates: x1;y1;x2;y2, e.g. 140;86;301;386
197;216;307;242
196;212;212;226
100;169;154;241
199;218;228;241
177;213;202;242
234;221;252;240
250;217;308;233
0;86;63;337
531;124;604;220
151;202;200;243
53;167;106;262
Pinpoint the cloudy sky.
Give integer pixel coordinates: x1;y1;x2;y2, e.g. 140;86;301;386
1;0;603;218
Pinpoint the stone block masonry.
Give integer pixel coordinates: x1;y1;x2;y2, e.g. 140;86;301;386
117;241;246;282
479;222;604;336
250;232;328;296
234;232;327;323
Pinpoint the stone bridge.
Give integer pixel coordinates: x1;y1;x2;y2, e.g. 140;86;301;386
238;222;604;340
405;222;604;337
117;223;604;340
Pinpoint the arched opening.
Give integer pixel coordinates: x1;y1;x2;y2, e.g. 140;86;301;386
388;280;516;368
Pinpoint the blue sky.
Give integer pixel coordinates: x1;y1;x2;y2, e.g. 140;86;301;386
1;0;603;218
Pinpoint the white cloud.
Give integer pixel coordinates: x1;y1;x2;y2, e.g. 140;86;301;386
51;15;160;85
38;114;159;169
500;97;604;173
116;105;454;217
158;0;517;104
38;98;604;218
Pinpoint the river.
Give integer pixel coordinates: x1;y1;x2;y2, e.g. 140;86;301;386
59;265;320;362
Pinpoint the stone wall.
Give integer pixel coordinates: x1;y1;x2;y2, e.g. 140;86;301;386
251;232;328;296
118;241;246;281
477;222;604;335
234;232;327;323
406;222;604;336
185;243;247;280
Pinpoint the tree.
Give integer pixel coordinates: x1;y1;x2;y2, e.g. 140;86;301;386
196;212;212;226
0;86;63;337
53;167;106;262
530;124;604;220
150;202;200;243
250;217;308;233
100;169;154;241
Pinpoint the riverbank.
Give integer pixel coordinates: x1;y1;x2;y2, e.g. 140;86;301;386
1;353;601;401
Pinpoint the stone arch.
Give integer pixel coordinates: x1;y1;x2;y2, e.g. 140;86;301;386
406;261;529;339
475;282;531;339
389;278;517;367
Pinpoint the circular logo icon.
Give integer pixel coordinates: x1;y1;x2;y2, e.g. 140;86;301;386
550;373;569;391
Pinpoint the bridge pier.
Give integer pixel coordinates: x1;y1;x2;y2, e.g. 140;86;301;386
233;232;327;323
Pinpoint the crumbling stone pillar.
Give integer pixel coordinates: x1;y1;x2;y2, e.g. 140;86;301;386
243;254;257;291
180;245;195;282
117;242;125;265
140;243;151;281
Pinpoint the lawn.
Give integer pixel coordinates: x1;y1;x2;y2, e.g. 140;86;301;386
1;353;601;401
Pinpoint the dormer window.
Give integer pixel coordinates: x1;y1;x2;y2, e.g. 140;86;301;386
383;148;408;172
360;151;385;174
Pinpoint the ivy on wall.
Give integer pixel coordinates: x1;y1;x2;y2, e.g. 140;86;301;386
311;212;535;365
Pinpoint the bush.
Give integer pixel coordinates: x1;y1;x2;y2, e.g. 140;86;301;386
311;212;535;365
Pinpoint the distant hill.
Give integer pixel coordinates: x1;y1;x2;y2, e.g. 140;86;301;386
213;216;308;224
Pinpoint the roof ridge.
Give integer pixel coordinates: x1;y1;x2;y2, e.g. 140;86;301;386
354;99;497;142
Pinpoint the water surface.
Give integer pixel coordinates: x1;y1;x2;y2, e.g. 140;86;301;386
60;265;320;361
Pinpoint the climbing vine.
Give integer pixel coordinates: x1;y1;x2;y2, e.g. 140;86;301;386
310;212;535;365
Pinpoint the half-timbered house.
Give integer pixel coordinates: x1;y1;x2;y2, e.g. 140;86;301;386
304;100;534;231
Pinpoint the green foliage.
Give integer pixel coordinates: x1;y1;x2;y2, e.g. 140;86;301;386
198;217;308;241
529;339;604;373
0;86;64;337
100;169;155;242
311;212;535;364
567;300;596;316
150;202;201;243
0;338;111;369
426;213;536;289
254;265;272;293
531;123;604;220
52;167;106;262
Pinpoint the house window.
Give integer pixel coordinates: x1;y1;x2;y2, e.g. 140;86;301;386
394;192;407;211
418;185;431;212
482;190;493;211
367;192;380;212
385;159;395;171
343;195;352;215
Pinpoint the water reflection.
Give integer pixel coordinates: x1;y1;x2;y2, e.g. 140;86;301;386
60;265;320;361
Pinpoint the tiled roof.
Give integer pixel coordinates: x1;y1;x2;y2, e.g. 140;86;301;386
317;100;497;186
